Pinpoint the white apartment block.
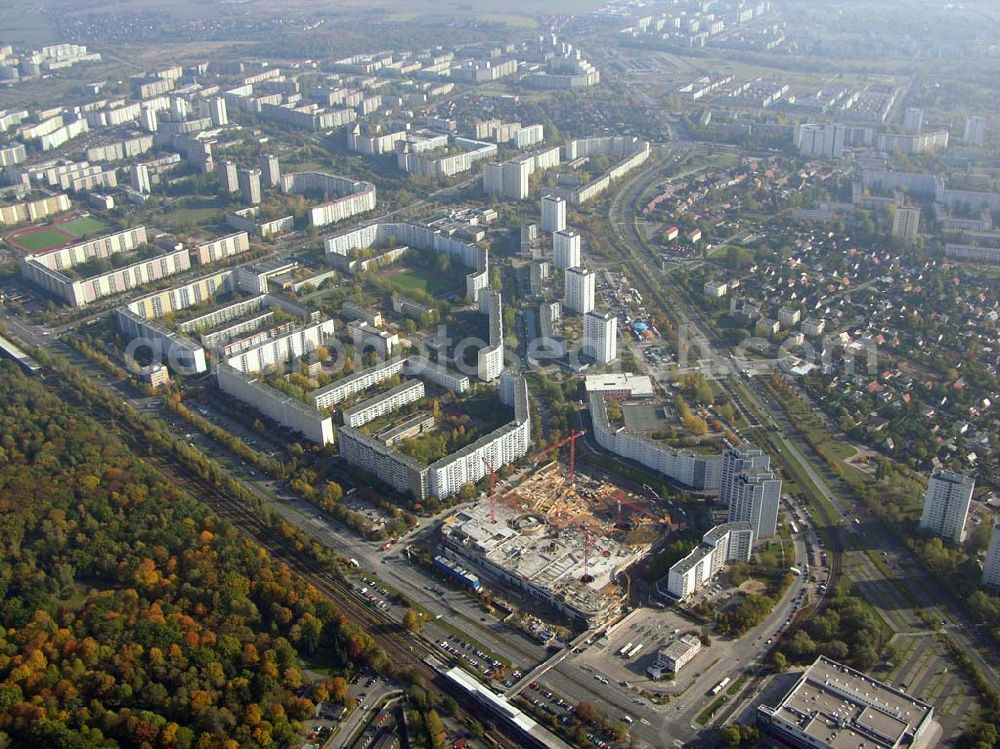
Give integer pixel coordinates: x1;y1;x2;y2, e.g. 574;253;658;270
225;319;336;375
395;136;497;178
140;107;158;132
478;290;505;382
541;194;566;233
342;381;425;428
87;134;155;162
721;444;780;540
703;280;728;298
903;108;924;134
919;470;974;543
238;168;262;205
209;97;228;127
892;206;920;244
217;160;238;192
794;123;847;159
553;230;582;270
727;470;782;540
217;363;334;445
719;445;767;500
116;307;208;374
666;522;754;600
280;170;376;227
589;393;720;489
584;310;617;365
482;160;529;200
983;524;1000;591
876;130;949;155
192;232;251;265
944;243;1000;263
313;358;407;410
259;102;355;131
338;372;530;501
23;245;189;307
0;194;71;226
130;164;151;194
564;266;595;314
964;116;987;146
347;123;409;155
261;154;280;187
802;317;826;337
561;137;651;204
348;320;398;359
778;307;801;328
0;143;26;167
124;268;236;322
502;160;530;199
323;220;489;304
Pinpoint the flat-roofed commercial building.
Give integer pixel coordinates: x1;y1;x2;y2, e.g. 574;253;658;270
647;634;701;679
757;656;938;749
583;372;655;398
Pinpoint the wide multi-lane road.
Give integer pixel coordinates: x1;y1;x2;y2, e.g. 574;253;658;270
603;151;999;692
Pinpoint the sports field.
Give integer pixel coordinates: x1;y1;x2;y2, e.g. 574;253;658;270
10;227;75;252
4;214;114;253
60;216;110;238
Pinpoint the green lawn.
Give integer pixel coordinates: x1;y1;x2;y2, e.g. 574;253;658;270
158;197;228;229
61;217;111;238
384;268;460;297
822;440;858;461
12;228;72;252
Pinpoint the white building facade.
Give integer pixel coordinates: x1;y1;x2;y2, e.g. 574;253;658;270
541;194;566;233
583;310;617;365
564;266;595;314
919;470;974;543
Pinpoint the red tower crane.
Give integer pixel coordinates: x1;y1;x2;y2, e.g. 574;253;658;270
533;429;587;485
614;490;670;528
482;456;497;523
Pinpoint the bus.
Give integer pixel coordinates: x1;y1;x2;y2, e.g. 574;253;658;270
789;566;802;576
619;642;633;657
627;643;643;659
710;677;731;696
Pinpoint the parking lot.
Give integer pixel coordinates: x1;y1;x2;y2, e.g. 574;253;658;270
573;607;713;700
514;684;624;749
436;633;509;682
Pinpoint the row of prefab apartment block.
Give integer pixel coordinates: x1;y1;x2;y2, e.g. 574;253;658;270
15;230;727;508
68;217;515;502
14;169;378;307
0;130;648;234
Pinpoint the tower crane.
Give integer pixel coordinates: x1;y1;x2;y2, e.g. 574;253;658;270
533;429;587;485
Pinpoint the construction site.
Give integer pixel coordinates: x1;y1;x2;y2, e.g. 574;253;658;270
439;433;674;630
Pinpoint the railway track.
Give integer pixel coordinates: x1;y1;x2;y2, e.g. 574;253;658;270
604;155;845;600
38;361;527;749
145;461;526;748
